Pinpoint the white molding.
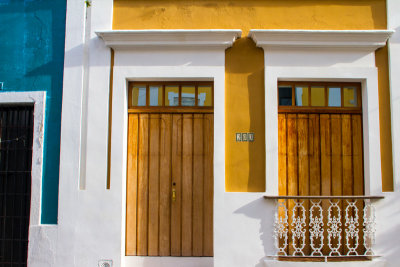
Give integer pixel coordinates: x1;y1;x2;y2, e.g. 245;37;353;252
125;257;213;267
264;258;386;267
0;91;46;226
96;29;241;49
257;31;387;200
109;48;226;267
0;91;50;266
265;66;382;197
387;0;400;188
249;30;394;50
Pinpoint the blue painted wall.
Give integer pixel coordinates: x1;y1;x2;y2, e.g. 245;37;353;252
0;0;66;224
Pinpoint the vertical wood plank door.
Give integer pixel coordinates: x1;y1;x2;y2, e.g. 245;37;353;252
126;113;214;257
278;113;364;197
278;113;364;255
278;113;364;196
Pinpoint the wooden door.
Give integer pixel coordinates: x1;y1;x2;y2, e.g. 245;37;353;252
278;113;364;198
277;82;365;255
126;113;214;256
278;113;364;255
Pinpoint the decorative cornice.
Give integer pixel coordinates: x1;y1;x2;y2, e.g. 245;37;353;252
96;30;242;49
249;30;394;50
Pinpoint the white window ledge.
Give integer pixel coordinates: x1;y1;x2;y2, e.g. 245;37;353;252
264;259;386;267
249;30;394;50
96;29;241;49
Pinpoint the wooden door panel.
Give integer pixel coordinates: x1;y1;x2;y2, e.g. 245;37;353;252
137;114;149;256
278;113;364;255
309;114;320;196
278;113;364;196
352;115;364;254
286;114;297;255
330;115;342;195
342;114;353;196
297;114;309;197
126;114;138;255
171;114;183;256
352;115;364;195
278;114;287;197
297;114;311;254
159;114;172;256
203;114;214;256
287;114;298;197
148;114;161;256
319;114;332;255
127;113;213;257
181;114;194;256
193;114;204;256
320;114;332;197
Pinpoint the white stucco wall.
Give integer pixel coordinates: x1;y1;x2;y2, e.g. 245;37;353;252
376;1;400;267
58;0;115;266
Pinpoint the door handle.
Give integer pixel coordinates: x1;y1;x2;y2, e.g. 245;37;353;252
172;182;176;202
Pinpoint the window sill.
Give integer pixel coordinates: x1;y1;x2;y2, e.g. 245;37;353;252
264;258;386;267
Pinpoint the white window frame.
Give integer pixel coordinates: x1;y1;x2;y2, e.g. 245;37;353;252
0;91;46;226
0;91;57;266
249;29;393;197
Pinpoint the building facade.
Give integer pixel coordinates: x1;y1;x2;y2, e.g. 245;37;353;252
3;0;400;266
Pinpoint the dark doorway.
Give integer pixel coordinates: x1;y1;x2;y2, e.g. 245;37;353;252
0;106;34;267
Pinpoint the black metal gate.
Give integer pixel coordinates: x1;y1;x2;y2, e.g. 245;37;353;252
0;106;34;267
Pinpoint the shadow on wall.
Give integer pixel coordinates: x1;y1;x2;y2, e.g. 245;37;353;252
375;192;400;266
0;0;66;224
235;196;274;267
375;44;394;192
125;196;274;267
248;68;265;191
232;195;400;267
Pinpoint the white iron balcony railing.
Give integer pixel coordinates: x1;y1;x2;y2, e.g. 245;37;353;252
264;195;384;261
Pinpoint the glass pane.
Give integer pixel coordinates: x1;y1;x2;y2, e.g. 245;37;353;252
328;87;341;107
311;86;325;107
198;86;212;106
131;86;146;106
181;86;196;106
149;86;163;106
165;86;179;106
343;87;358;107
295;86;309;106
278;86;292;106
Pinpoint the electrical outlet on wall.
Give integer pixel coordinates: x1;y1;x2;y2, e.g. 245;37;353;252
98;260;112;267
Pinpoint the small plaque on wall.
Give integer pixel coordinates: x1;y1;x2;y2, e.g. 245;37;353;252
248;133;254;142
236;132;254;142
236;133;242;142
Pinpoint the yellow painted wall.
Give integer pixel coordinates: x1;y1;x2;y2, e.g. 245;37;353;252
225;38;265;191
113;0;392;192
113;0;387;34
376;46;394;191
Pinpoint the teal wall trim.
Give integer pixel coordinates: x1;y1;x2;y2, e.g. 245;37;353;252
0;0;66;224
